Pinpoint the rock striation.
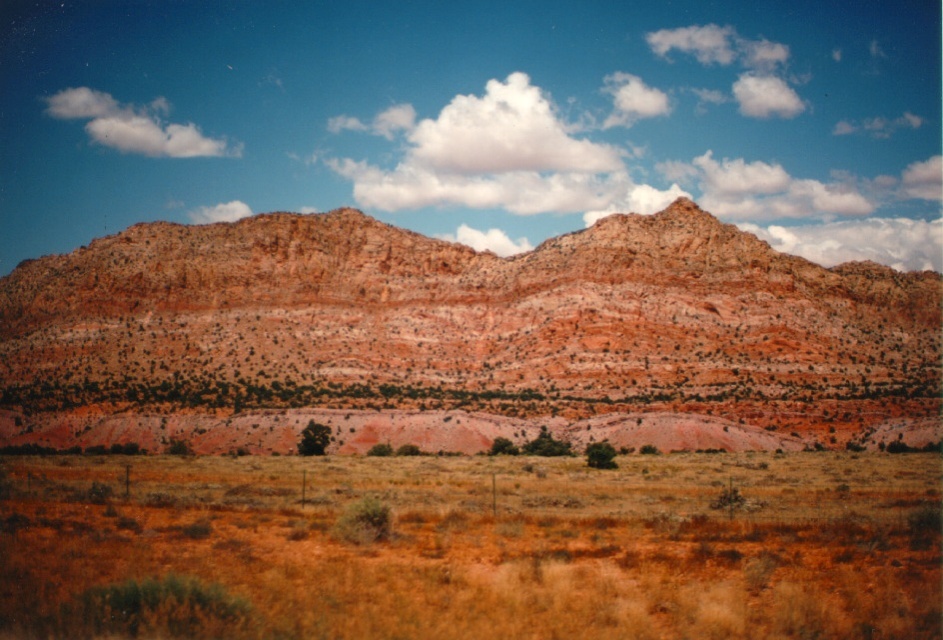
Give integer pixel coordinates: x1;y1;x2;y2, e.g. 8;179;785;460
1;198;940;452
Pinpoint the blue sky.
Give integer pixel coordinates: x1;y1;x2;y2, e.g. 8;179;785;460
1;0;940;276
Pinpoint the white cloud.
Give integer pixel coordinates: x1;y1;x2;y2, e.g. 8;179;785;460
741;217;942;272
373;104;417;140
667;151;874;221
443;224;533;257
732;74;805;119
583;183;692;226
45;86;119;119
45;87;240;158
901;156;943;201
408;72;623;174
328;104;416;140
299;206;320;214
740;39;791;73
833;112;923;139
327;115;368;134
646;24;790;72
602;73;671;128
869;40;886;59
188;200;253;224
646;24;737;65
327;73;643;216
833;120;857;135
832;48;842;62
693;151;791;197
328;158;625;215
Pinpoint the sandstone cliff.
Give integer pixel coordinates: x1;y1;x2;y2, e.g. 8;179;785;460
1;198;939;451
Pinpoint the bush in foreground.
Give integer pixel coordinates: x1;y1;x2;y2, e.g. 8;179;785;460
333;496;392;544
489;437;520;456
65;574;251;638
366;443;394;457
586;441;618;469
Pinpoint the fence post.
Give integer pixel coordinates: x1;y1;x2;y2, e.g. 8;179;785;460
492;472;497;517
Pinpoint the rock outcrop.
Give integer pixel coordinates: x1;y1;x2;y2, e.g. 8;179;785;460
1;198;939;451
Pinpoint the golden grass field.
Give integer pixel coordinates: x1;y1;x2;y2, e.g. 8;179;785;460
1;451;940;639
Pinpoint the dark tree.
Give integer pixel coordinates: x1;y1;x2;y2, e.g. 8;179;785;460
586;441;618;469
489;437;520;456
298;421;332;456
367;443;394;457
521;426;573;457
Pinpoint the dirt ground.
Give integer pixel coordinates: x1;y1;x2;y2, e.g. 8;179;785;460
1;451;940;639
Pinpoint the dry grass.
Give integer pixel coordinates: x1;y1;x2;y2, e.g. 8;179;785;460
1;451;939;638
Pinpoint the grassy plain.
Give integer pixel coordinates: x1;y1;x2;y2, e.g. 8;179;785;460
1;451;940;639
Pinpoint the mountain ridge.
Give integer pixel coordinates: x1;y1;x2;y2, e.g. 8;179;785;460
1;197;939;451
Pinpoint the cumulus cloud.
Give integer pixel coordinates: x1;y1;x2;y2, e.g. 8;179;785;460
833;112;924;138
602;73;671;128
327;73;645;216
740;217;942;272
328;103;417;140
373;104;417;140
407;72;623;174
328;158;626;215
646;24;790;72
665;151;873;221
901;156;943;201
45;87;240;158
583;183;692;226
646;24;738;65
442;224;534;257
188;200;253;224
732;74;805;118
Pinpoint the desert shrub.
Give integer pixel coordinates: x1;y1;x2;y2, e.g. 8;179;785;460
66;574;251;638
166;439;193;456
181;519;213;539
586;441;618;469
710;485;746;510
521;426;573;457
395;443;423;456
87;482;114;505
366;443;394;457
333;496;392;544
639;444;660;455
489;437;520;456
298;421;331;456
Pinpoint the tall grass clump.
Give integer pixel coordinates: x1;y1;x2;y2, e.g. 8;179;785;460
333;496;393;544
64;574;251;638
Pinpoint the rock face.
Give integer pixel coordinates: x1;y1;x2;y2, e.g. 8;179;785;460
1;198;940;452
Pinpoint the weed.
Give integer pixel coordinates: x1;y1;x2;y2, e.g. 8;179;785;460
64;574;251;638
333;496;392;544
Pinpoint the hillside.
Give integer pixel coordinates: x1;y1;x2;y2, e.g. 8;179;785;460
1;198;939;452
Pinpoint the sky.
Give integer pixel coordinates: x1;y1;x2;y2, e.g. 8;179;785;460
1;0;940;277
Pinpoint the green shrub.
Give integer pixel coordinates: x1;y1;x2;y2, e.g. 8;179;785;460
586;441;618;469
333;496;392;544
521;426;573;457
87;482;114;504
639;444;660;455
66;574;251;638
366;443;394;457
395;443;423;456
489;437;520;456
166;439;193;456
298;421;332;456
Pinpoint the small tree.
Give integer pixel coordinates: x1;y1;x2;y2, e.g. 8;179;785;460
367;443;394;457
489;437;520;456
522;426;573;457
586;441;618;469
395;443;422;456
298;421;331;456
